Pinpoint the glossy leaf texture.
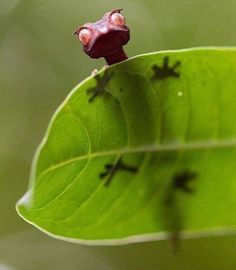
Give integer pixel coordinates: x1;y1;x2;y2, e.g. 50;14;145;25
17;48;236;245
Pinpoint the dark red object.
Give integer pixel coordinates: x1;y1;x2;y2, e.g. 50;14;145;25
73;9;130;65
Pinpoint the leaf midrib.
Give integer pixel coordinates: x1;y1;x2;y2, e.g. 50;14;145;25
38;138;236;178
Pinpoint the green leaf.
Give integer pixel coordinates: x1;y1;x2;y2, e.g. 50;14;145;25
16;48;236;245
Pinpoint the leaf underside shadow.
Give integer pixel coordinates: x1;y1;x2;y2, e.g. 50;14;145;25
17;48;236;245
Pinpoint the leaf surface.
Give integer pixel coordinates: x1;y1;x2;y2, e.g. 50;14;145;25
17;48;236;244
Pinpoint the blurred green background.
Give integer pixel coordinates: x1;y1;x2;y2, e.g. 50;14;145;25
0;0;236;269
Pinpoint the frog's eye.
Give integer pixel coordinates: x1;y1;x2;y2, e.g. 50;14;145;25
111;12;125;27
78;29;92;46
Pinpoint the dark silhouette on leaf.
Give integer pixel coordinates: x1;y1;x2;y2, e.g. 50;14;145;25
100;156;138;186
173;169;197;193
151;56;181;80
87;70;113;102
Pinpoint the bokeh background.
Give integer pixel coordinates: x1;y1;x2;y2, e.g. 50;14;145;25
0;0;236;269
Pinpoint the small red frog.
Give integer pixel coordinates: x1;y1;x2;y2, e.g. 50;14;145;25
73;9;130;66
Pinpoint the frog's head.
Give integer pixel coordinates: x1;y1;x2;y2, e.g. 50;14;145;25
74;9;130;60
